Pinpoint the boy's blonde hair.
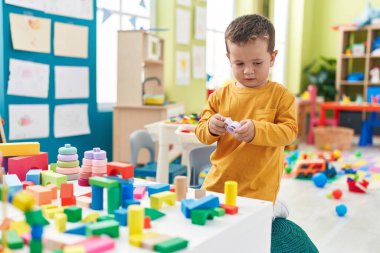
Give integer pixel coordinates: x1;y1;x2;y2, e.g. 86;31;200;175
225;14;275;54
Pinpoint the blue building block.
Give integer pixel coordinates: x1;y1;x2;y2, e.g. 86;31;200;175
26;169;41;185
4;174;22;196
147;184;170;196
91;185;103;210
181;195;220;218
124;199;140;209
114;208;128;226
121;183;134;207
31;225;43;240
65;225;87;236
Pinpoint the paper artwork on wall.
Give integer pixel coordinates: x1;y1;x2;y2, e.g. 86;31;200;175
192;46;206;79
9;104;49;140
55;66;89;99
195;6;207;41
9;13;51;53
54;22;88;58
176;8;191;45
45;0;93;20
54;103;90;138
176;0;191;6
147;35;161;61
176;51;190;86
5;0;45;11
7;58;49;98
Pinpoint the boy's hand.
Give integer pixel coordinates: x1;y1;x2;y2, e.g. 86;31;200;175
234;120;255;142
208;114;227;136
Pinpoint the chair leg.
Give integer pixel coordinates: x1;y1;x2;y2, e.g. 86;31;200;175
359;123;372;146
307;125;314;144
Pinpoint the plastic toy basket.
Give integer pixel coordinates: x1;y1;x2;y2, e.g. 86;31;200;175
313;126;354;150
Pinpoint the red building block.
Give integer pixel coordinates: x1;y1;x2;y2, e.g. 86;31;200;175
107;162;134;179
23;181;35;190
60;183;74;198
220;204;239;215
61;197;76;206
144;216;151;229
8;152;48;181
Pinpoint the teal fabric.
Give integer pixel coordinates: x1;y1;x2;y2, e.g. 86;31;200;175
271;218;319;253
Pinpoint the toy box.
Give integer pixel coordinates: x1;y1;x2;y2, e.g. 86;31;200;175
313;126;354;150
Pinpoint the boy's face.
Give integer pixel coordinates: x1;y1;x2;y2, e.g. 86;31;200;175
227;38;277;88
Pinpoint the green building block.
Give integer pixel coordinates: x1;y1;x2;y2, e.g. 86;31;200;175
86;220;119;238
154;237;189;253
0;230;23;249
25;209;49;226
41;171;67;189
64;206;82;222
97;215;115;222
145;207;166;220
212;207;225;217
89;177;119;188
50;163;57;172
30;239;43;253
191;209;214;226
107;186;120;214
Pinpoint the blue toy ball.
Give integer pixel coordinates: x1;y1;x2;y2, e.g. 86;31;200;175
312;172;327;188
336;204;348;217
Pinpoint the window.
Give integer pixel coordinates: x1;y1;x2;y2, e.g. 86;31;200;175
97;0;153;105
206;0;235;90
271;0;289;85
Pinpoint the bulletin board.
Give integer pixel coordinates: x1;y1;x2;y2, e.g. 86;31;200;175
0;1;113;162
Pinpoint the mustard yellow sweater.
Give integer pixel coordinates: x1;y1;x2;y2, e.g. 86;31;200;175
195;81;298;202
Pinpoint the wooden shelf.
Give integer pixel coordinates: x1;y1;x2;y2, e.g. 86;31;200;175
368;82;380;86
341;54;366;59
143;59;164;66
340;81;365;85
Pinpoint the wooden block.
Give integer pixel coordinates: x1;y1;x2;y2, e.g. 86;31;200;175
25;169;42;185
150;191;176;210
63;245;85;253
220;203;239;215
86;220;119;238
12;190;35;211
144;207;166;221
224;181;237;206
22;181;35;190
144;216;151;229
73;236;115;253
128;205;144;236
10;220;30;236
82;212;100;223
191;209;214;226
61;197;76;206
26;185;52;205
89;176;119;188
174;176;187;201
107;161;134;179
45;184;58;199
64;206;82;222
76;196;91;208
60;183;74;198
133;186;146;199
4;174;22;195
130;231;159;248
194;189;206;199
0;230;23;249
154;237;188;252
54;213;67;232
0;142;40;157
44;207;64;219
41;170;67;189
141;233;171;251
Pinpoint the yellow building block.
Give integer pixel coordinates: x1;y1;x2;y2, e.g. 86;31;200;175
82;212;100;223
129;232;159;247
63;245;86;253
44;207;64;219
128;205;144;236
150;191;176;210
54;213;67;232
10;220;30;235
224;181;237;206
12;190;35;212
0;142;40;157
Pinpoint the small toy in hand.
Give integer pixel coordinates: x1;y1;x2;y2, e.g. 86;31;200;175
224;118;241;134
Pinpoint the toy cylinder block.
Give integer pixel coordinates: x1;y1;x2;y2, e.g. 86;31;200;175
128;205;144;236
91;185;103;210
121;183;134;203
54;213;67;232
174;176;187;201
224;181;237;206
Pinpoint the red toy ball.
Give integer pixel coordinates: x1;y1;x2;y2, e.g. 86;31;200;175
332;189;343;200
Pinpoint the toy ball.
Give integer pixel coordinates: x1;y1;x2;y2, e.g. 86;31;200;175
336;204;348;217
312;172;327;188
285;165;292;174
332;189;343;200
333;149;341;159
355;151;362;158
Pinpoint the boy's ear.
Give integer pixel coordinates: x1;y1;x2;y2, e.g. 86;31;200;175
270;50;278;67
226;52;230;60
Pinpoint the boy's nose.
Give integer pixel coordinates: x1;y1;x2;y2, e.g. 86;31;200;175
244;66;254;75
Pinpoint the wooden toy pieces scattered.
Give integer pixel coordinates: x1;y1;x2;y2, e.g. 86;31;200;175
224;118;241;134
56;144;80;181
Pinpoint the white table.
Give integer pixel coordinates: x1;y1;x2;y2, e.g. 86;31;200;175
145;122;205;184
2;179;273;253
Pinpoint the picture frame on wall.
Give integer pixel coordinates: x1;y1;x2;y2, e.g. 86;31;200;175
0;115;6;143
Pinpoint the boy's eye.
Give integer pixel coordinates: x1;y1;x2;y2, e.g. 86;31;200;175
254;62;263;65
236;63;244;66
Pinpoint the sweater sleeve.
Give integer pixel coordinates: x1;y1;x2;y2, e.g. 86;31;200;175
250;90;298;147
195;92;221;145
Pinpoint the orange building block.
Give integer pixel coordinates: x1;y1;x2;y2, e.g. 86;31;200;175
107;162;134;179
60;183;74;198
220;204;239;215
8;152;48;181
26;185;52;205
144;216;151;229
45;184;58;199
23;181;35;190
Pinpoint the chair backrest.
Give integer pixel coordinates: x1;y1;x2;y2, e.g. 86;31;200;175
130;129;155;166
308;84;317;119
188;145;216;186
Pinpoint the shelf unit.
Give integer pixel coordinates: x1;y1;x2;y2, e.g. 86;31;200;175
336;24;380;101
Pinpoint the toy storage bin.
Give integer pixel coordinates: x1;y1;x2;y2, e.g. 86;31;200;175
313;126;354;150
